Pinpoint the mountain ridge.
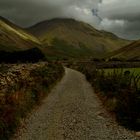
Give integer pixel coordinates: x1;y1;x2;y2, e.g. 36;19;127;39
0;16;132;59
28;18;130;58
0;16;41;52
105;40;140;60
29;18;119;39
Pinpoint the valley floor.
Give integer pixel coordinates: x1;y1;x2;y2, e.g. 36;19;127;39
13;68;138;140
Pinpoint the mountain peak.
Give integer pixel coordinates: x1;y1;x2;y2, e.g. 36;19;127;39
27;18;129;58
46;18;77;22
29;18;86;29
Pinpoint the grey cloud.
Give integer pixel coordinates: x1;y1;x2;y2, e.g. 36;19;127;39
98;0;140;40
0;0;65;26
0;0;100;27
99;19;140;40
99;0;140;21
0;0;140;39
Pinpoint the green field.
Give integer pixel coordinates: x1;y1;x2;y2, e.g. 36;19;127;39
99;68;140;76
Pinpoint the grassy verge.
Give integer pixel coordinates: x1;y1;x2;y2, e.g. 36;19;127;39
101;68;140;76
0;62;64;140
68;62;140;131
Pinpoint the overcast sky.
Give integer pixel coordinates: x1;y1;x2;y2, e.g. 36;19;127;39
0;0;140;40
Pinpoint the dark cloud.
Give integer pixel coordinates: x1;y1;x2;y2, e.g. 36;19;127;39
0;0;100;27
99;0;140;21
0;0;140;40
0;0;65;26
98;0;140;40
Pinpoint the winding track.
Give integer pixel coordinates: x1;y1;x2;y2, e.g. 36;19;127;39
14;68;139;140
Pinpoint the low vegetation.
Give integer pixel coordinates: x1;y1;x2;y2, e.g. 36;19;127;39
0;62;64;139
67;62;140;131
102;68;140;77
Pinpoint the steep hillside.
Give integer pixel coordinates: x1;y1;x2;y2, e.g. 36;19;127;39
0;16;41;52
28;18;129;58
106;40;140;60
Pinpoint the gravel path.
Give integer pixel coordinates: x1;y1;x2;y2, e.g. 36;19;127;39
13;68;139;140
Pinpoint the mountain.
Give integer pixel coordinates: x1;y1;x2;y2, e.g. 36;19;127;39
28;18;130;58
0;17;45;63
0;16;41;52
105;40;140;60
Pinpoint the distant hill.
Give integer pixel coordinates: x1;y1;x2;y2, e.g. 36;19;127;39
0;17;45;63
105;40;140;60
0;16;41;52
28;18;130;58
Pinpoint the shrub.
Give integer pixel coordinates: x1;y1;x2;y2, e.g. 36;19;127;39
71;63;140;130
0;62;64;139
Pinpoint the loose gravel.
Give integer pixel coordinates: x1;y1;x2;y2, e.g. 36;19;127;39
13;68;139;140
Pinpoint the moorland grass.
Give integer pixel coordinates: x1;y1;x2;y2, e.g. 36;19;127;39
68;62;140;131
